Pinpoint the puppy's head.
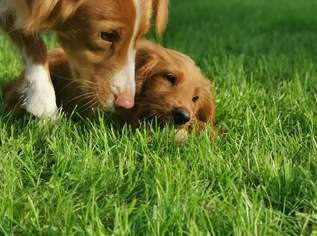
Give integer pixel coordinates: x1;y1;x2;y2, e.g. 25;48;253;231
49;0;168;111
133;41;215;130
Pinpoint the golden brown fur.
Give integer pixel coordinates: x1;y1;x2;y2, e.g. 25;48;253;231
2;0;168;36
3;41;215;134
126;41;216;132
0;0;169;117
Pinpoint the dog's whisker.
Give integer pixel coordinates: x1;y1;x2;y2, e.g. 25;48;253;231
62;92;97;107
80;98;100;112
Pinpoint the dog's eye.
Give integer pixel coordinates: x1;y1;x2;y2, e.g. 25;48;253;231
192;96;199;102
101;31;119;43
165;74;177;86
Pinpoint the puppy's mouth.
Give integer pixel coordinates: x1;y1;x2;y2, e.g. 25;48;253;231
133;101;193;128
143;115;169;126
139;114;191;129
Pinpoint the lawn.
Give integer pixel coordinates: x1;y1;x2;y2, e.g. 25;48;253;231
0;0;317;235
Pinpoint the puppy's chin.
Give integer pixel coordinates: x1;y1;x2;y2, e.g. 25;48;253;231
139;115;171;127
140;115;192;131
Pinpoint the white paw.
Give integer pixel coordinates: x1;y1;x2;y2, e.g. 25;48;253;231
20;63;58;120
21;82;58;120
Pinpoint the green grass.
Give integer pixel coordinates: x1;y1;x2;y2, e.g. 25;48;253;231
0;0;317;235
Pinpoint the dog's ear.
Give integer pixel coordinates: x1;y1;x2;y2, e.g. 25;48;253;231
197;79;216;127
135;42;160;95
152;0;169;38
58;0;85;21
10;0;84;31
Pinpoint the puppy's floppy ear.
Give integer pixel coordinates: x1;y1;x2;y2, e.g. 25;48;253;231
197;79;216;127
135;42;159;94
152;0;169;38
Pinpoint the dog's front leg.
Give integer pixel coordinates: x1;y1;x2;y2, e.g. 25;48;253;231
6;29;57;119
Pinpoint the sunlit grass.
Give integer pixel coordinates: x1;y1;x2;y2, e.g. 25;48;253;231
0;0;316;235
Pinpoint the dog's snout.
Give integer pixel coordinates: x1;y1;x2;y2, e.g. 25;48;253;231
172;108;190;125
115;94;134;109
112;59;136;110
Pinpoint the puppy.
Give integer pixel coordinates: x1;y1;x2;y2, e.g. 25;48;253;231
3;41;216;137
0;0;169;119
119;41;216;136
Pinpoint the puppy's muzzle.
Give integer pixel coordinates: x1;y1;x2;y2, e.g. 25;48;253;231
172;107;190;125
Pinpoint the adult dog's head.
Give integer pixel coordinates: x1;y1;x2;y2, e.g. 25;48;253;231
7;0;169;110
57;0;168;110
117;40;216;131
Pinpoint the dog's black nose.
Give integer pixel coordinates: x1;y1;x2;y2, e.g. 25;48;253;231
172;108;190;125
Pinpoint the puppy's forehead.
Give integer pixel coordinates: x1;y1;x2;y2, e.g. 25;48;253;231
164;51;201;81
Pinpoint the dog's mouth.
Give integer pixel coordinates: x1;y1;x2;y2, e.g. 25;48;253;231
68;67;117;113
74;90;115;113
139;114;191;129
143;115;169;127
100;97;116;113
92;84;115;113
131;101;194;128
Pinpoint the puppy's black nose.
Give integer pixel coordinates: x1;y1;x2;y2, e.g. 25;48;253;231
172;108;190;125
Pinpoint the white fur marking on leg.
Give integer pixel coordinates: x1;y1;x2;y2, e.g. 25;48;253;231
20;60;57;119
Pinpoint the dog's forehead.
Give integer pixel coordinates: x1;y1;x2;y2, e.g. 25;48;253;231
79;0;150;39
82;0;135;21
167;53;201;82
82;0;149;23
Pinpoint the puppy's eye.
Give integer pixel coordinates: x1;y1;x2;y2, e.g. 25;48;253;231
165;74;177;86
192;96;199;102
101;31;119;43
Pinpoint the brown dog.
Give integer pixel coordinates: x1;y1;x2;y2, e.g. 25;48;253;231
3;41;215;135
121;41;216;133
0;0;169;119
